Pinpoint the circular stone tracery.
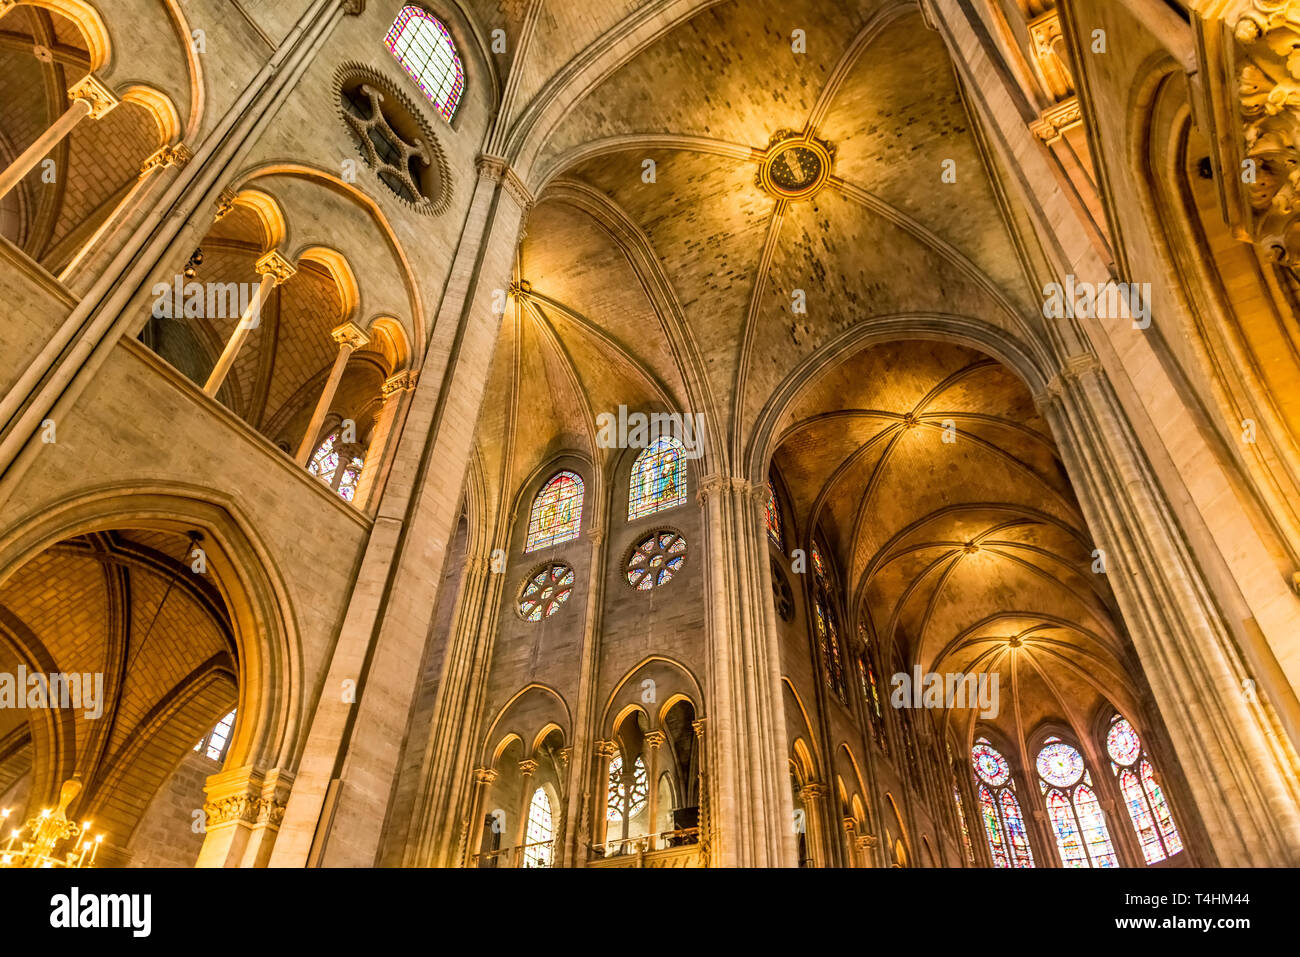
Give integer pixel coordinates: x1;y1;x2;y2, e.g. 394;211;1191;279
1106;717;1142;766
518;562;574;621
626;530;687;591
758;132;834;200
1036;741;1085;787
971;742;1011;786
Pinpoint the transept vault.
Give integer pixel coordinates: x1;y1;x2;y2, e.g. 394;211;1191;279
0;0;1295;877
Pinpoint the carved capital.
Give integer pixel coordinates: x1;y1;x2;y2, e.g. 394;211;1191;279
381;370;417;399
800;782;826;801
558;747;572;766
1027;10;1074;101
68;74;119;119
254;250;296;285
140;143;193;176
476;153;535;211
643;731;666;750
594;740;618;759
331;320;370;351
473;767;498;787
214;188;239;221
1190;0;1300;264
1029;97;1083;145
342;0;366;13
691;718;706;738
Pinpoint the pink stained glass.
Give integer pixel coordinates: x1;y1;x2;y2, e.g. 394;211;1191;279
764;481;782;547
525;471;583;552
1141;759;1184;856
971;742;1011;787
1120;767;1166;863
384;6;464;122
1046;789;1088;867
999;789;1035;867
811;541;827;579
978;784;1008;867
1106;716;1142;766
1074;783;1119;867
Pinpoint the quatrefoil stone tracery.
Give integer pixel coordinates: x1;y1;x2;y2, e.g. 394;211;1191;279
344;84;433;206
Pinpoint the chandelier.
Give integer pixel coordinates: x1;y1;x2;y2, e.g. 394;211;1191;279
0;779;104;868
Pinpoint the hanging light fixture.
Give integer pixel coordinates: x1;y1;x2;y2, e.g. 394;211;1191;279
0;778;104;868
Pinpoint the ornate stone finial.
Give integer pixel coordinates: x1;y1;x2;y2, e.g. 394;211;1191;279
68;74;119;119
254;249;297;285
331;320;370;351
643;731;666;750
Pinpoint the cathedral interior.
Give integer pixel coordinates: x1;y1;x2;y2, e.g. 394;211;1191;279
0;0;1297;871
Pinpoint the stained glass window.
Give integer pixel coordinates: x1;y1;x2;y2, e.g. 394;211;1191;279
628;436;687;520
857;623;887;753
525;471;584;552
523;787;553;868
764;481;783;548
1106;715;1183;863
971;740;1034;867
193;709;236;762
1000;790;1034;867
810;540;845;703
954;786;974;864
384;6;464;122
308;431;366;502
978;784;1008;867
626;530;687;591
517;562;574;621
811;541;827;579
1036;741;1116;867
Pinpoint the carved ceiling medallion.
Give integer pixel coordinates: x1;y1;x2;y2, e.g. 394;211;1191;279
757;132;834;201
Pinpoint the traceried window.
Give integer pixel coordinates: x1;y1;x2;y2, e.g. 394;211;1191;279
810;541;846;703
308;430;366;502
517;562;574;621
1106;715;1183;863
971;740;1034;867
628;436;687;520
525;471;584;552
953;786;975;865
523;787;553;868
1035;738;1118;868
384;6;464;122
764;480;783;548
606;753;648;825
857;622;887;753
194;709;236;762
626;530;687;591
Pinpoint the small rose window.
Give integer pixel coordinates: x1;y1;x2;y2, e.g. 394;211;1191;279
518;562;574;621
626;531;687;591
